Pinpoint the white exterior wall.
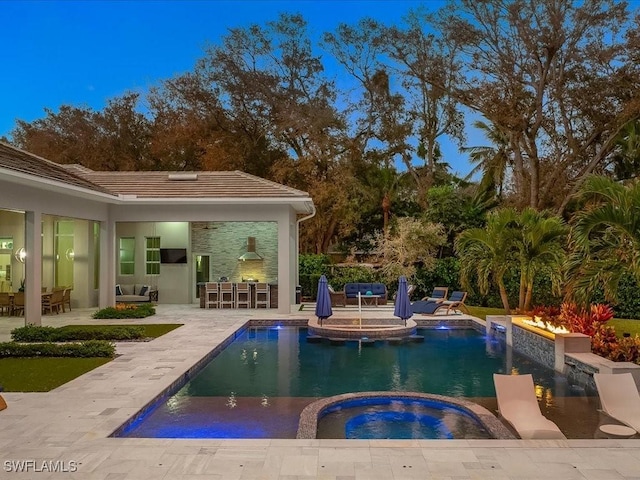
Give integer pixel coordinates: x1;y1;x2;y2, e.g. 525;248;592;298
0;179;110;324
0;178;307;317
110;202;297;313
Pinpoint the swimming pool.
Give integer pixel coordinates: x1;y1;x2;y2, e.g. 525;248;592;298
118;326;599;439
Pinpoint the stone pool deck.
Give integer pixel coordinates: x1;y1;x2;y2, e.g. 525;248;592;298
1;304;640;479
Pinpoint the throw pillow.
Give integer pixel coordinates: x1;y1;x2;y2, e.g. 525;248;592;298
139;285;149;296
115;284;123;296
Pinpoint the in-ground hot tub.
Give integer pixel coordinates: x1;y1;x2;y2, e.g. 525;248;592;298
297;392;514;440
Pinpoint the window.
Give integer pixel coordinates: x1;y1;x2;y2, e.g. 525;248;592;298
119;237;135;275
55;220;74;287
93;222;100;289
145;236;160;275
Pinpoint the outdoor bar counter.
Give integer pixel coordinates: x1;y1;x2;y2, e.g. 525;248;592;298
198;282;278;308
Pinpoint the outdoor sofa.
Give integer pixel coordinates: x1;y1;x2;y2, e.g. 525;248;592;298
115;284;158;303
343;282;388;305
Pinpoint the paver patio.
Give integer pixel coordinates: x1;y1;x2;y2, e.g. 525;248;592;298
1;304;640;479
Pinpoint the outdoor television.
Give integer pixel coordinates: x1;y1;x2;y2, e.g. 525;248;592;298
160;248;188;264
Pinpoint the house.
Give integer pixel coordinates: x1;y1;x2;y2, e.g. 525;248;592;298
0;142;315;324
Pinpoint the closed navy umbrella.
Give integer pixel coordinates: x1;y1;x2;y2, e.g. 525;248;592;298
394;276;413;326
315;274;332;325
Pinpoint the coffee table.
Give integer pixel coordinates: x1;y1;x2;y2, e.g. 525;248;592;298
361;294;381;306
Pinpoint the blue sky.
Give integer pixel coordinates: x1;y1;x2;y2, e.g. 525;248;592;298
1;0;478;174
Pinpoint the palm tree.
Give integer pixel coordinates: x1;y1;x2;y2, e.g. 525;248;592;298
567;175;640;304
462;120;511;200
514;208;567;311
609;119;640;181
456;208;519;313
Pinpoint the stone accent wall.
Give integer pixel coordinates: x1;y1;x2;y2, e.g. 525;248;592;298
512;324;555;369
192;222;278;283
564;356;599;393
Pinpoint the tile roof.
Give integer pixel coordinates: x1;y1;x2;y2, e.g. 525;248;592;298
0;142;113;195
0;142;311;202
63;168;311;199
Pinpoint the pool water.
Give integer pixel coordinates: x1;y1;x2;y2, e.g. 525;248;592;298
318;397;493;440
119;326;598;439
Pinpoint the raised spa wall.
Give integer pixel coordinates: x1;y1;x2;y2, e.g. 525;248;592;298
486;315;640;392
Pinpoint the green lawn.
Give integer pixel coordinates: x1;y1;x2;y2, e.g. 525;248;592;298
60;323;183;338
466;305;640;337
0;357;111;392
0;324;182;392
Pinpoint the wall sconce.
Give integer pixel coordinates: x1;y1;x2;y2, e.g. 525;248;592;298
65;248;75;261
14;247;26;263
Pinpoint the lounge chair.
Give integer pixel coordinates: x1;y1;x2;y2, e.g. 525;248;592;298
594;373;640;433
411;291;468;315
493;373;565;439
422;286;448;302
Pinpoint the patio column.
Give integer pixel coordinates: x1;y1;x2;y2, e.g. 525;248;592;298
98;218;116;308
24;210;42;326
277;216;293;314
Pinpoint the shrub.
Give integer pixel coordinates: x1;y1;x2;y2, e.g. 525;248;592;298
0;340;115;358
11;325;145;342
93;303;155;319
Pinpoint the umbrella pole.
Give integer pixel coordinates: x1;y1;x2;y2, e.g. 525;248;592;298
358;292;362;328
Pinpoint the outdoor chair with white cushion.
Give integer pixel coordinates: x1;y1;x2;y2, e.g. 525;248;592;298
594;373;640;434
493;373;566;439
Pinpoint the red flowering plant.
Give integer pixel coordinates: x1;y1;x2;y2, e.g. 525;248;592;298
561;302;614;337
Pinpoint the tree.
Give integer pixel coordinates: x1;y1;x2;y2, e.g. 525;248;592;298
456;209;519;312
566;176;640;304
372;217;446;283
606;119;640;182
513;208;567;311
461;120;511;201
434;0;640;211
11;94;152;171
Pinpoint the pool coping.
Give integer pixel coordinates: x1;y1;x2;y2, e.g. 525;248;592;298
296;391;516;440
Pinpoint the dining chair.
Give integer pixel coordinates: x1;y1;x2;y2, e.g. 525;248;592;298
12;292;25;316
62;288;72;312
0;292;10;316
43;289;64;315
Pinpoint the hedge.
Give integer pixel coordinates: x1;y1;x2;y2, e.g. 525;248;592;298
0;340;115;358
298;254;640;319
11;325;145;342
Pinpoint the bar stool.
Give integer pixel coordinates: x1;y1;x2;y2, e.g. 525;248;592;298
236;282;251;308
219;282;235;308
205;282;220;309
255;283;270;308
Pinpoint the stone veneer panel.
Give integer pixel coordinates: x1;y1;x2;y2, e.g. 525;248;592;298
192;221;278;283
512;324;555;369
